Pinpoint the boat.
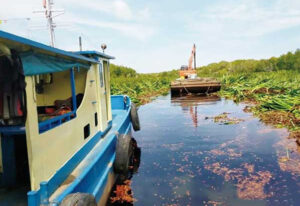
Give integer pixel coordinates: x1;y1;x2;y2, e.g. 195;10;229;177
0;30;140;206
170;44;221;96
170;77;221;96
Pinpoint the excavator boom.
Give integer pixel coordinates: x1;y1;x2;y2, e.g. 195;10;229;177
180;44;196;79
188;44;196;70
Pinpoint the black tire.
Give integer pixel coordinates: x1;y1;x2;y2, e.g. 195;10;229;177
60;193;97;206
114;134;133;174
130;103;140;131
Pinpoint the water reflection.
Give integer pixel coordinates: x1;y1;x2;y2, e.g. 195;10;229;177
171;95;220;128
123;94;300;206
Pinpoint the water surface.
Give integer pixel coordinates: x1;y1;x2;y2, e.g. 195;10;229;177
131;94;300;206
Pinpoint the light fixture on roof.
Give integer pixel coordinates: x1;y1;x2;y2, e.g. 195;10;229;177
101;44;107;53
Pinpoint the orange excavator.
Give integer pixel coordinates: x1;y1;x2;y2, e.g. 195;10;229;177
179;44;197;79
170;44;221;96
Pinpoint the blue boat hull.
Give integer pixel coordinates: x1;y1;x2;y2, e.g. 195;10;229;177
27;95;132;206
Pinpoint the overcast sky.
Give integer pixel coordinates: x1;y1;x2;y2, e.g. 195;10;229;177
1;0;300;73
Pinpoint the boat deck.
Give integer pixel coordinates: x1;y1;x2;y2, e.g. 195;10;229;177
170;78;221;96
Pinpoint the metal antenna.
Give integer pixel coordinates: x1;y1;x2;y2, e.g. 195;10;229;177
33;0;64;47
79;36;82;51
46;0;55;47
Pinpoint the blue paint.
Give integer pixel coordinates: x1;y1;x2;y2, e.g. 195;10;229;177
38;111;76;133
40;182;49;205
42;121;112;199
27;191;40;206
0;134;17;187
75;51;115;60
0;30;98;64
20;51;91;76
70;68;77;112
27;95;132;206
0;126;26;135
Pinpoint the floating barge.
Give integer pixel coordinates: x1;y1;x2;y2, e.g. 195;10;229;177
0;31;140;206
170;77;221;96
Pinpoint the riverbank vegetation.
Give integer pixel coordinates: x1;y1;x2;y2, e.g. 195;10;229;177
197;50;300;138
110;50;300;138
110;64;177;104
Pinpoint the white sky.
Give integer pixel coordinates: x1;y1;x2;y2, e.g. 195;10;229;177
1;0;300;73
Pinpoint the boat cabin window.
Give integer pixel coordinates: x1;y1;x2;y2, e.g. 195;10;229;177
36;68;87;133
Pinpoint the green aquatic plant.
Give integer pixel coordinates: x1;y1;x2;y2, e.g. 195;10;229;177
110;64;178;104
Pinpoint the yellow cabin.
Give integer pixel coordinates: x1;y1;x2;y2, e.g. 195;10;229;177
0;31;139;206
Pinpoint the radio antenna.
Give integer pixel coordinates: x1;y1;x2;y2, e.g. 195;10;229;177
34;0;64;47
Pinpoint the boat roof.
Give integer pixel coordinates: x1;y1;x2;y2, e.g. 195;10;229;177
76;51;115;60
0;30;99;64
0;31;116;75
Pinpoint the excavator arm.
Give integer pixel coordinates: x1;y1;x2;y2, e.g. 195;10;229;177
188;44;196;70
179;44;196;79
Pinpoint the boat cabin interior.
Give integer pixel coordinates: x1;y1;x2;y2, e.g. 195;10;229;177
0;31;114;205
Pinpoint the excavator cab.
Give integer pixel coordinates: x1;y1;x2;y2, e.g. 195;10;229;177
179;65;197;79
171;44;221;96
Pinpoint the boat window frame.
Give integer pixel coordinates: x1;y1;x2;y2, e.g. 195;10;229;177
99;63;104;87
38;67;78;133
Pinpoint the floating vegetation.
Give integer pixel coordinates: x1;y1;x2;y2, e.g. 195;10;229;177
203;200;223;206
161;143;184;151
206;112;244;125
273;133;300;176
218;71;300;133
204;162;273;200
236;171;273;200
110;180;136;204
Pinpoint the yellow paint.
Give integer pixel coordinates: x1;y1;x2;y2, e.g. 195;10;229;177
103;60;112;121
95;62;108;131
25;61;111;190
36;69;87;106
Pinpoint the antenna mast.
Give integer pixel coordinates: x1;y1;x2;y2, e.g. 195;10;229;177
34;0;64;47
45;0;55;47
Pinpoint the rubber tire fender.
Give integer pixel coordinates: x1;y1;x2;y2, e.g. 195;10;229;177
114;134;133;174
60;193;97;206
130;103;140;131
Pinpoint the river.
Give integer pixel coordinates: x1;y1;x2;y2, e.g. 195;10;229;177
128;94;300;206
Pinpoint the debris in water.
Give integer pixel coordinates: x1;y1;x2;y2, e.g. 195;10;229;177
243;163;255;173
243;106;253;113
162;143;184;151
110;180;136;204
236;171;273;199
209;149;225;156
203;200;223;206
205;162;273;199
206;112;244;125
